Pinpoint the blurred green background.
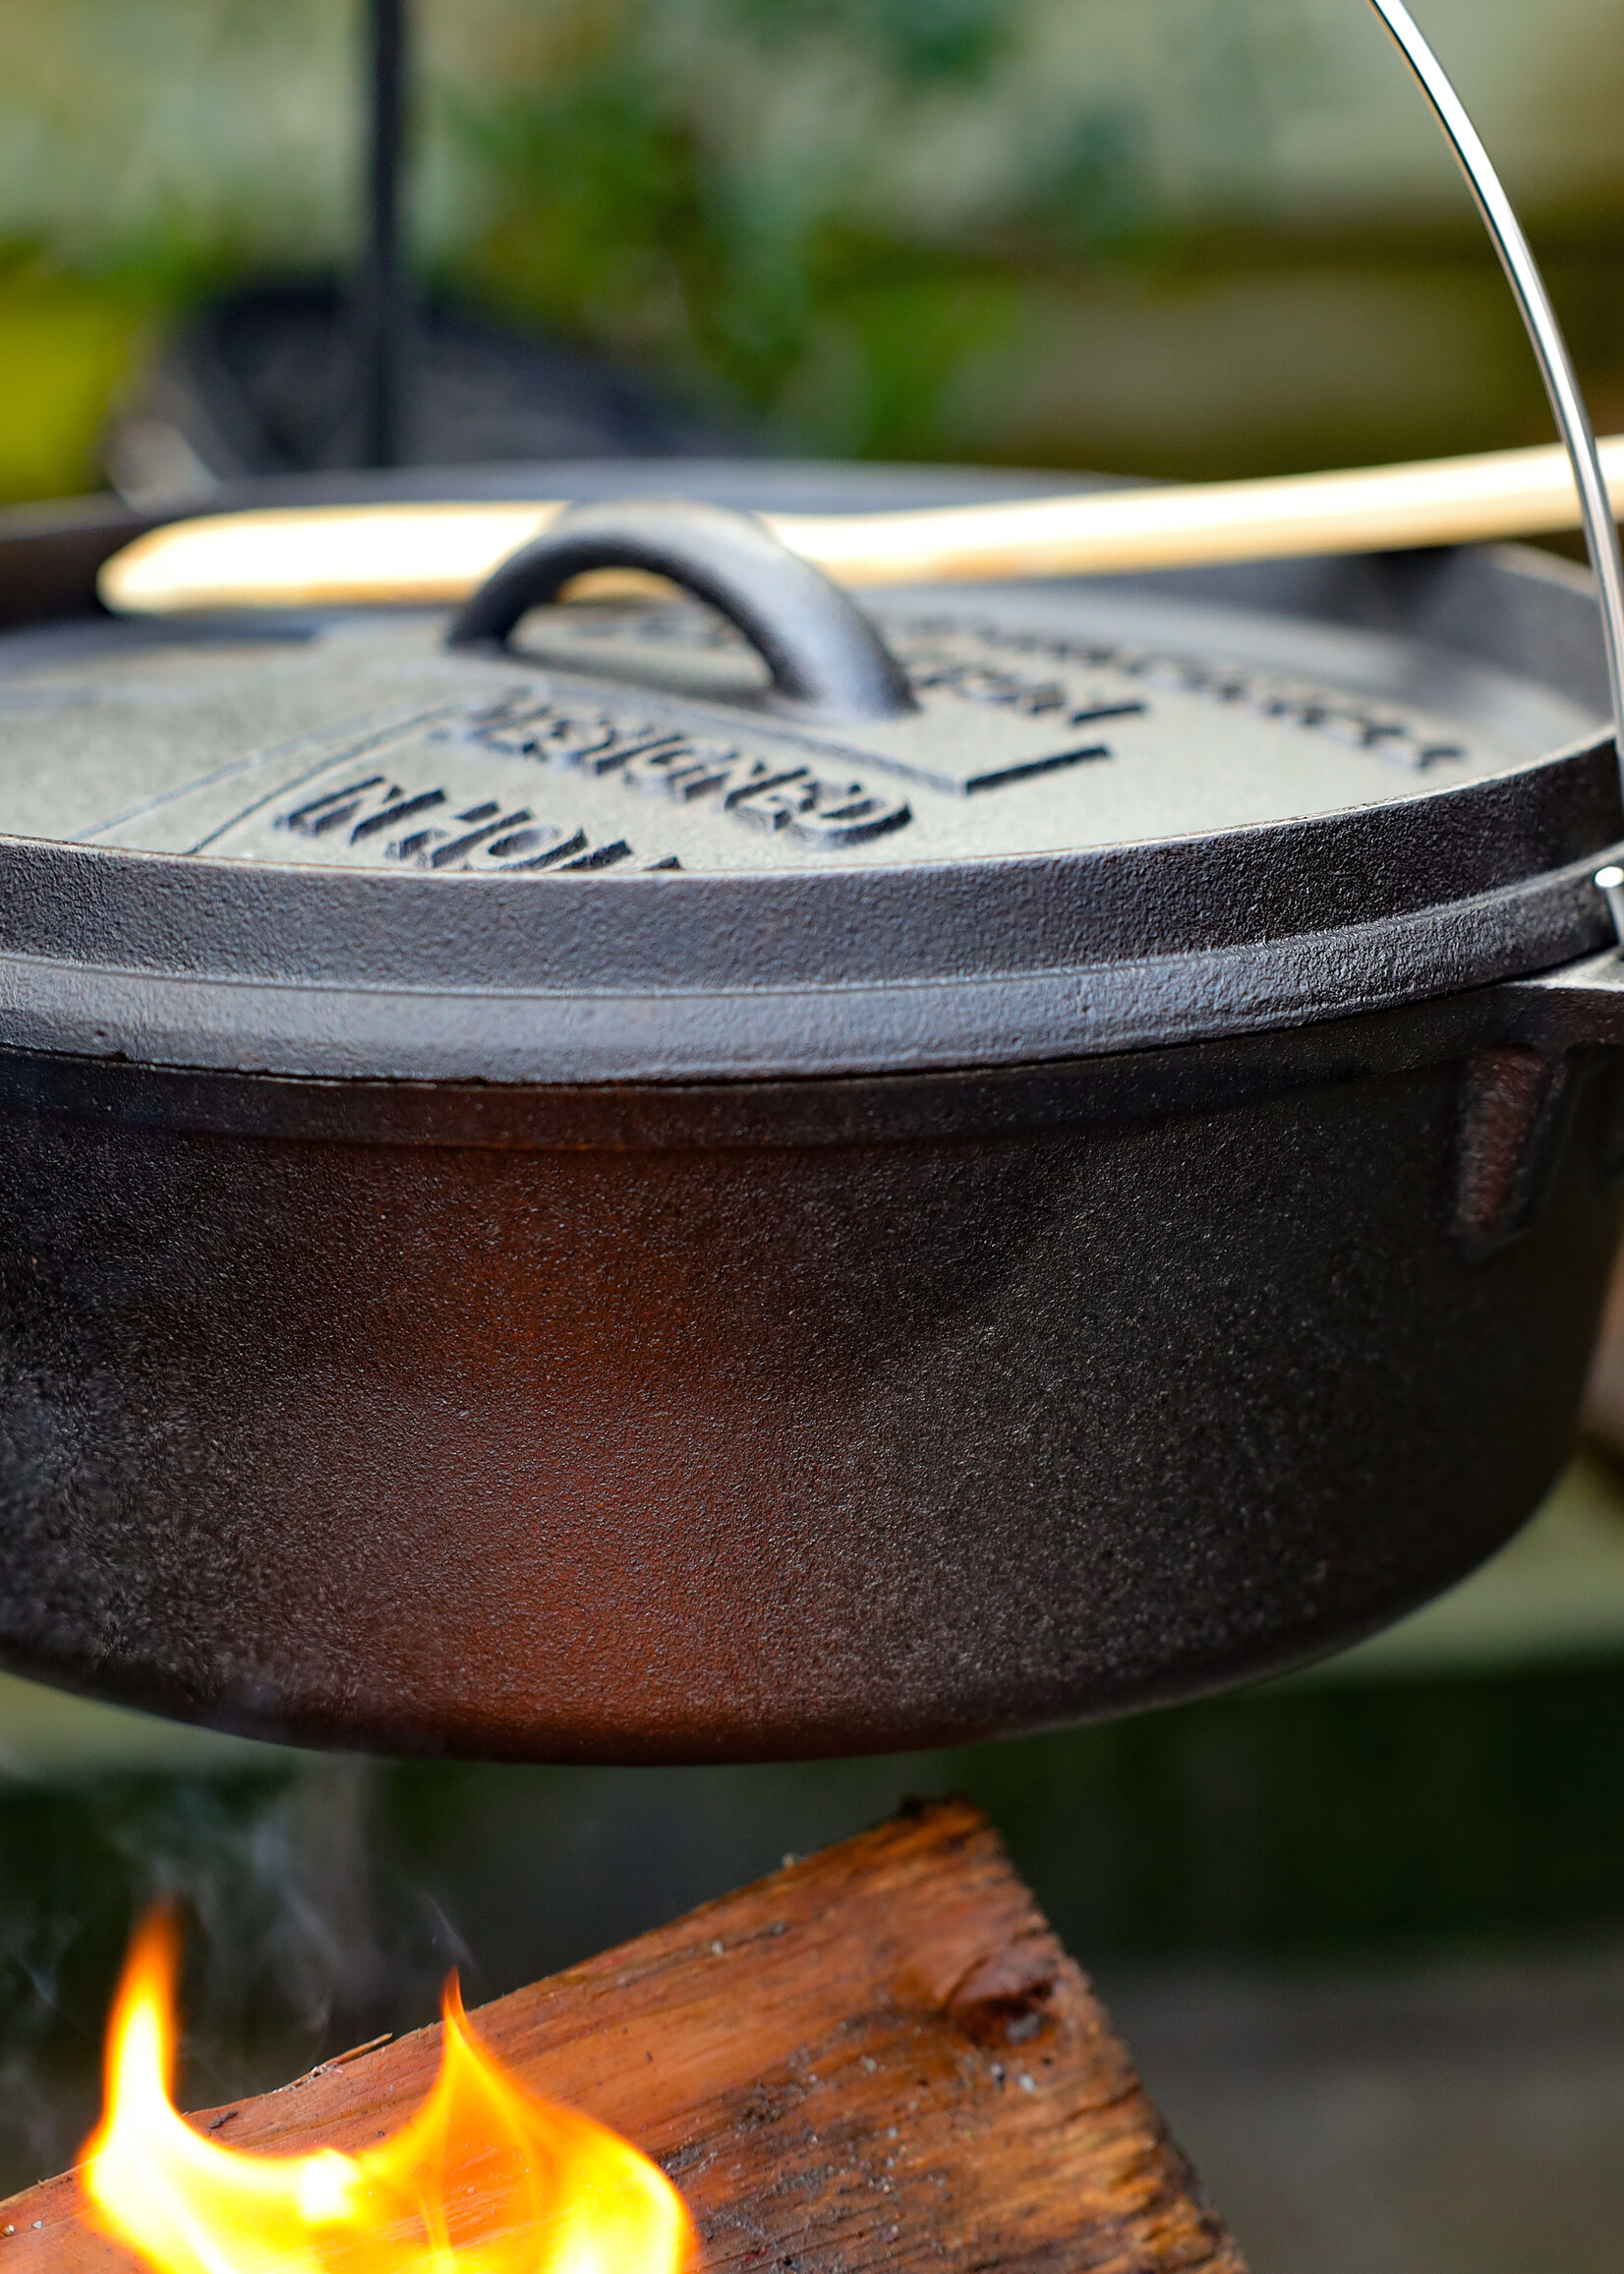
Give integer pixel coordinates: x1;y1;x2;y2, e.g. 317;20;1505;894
4;0;1624;499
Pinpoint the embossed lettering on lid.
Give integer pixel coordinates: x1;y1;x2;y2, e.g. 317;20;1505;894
0;540;1611;1086
0;592;1579;880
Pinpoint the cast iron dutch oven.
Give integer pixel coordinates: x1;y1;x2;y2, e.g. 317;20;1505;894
4;460;1624;1763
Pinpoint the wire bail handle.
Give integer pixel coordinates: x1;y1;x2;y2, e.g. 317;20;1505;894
1364;1;1624;940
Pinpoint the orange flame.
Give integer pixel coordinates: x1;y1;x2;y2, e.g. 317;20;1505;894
81;1912;695;2274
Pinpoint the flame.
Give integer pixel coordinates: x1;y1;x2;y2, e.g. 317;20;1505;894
81;1912;695;2274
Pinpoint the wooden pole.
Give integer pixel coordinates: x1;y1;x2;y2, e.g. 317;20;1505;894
99;433;1624;615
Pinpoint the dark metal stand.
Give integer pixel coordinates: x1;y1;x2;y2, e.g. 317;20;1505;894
355;0;410;466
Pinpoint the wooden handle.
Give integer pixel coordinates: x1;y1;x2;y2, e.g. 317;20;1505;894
99;433;1624;614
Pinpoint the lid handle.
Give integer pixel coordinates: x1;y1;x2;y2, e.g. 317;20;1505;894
446;496;917;726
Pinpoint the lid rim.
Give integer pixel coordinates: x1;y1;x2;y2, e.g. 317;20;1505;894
0;484;1612;1080
0;730;1613;994
0;841;1606;1083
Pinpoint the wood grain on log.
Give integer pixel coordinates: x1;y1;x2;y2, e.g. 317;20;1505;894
0;1799;1245;2274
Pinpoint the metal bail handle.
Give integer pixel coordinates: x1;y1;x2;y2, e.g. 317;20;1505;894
1365;0;1624;934
447;496;918;726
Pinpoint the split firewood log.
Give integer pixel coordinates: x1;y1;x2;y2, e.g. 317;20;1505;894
0;1797;1245;2274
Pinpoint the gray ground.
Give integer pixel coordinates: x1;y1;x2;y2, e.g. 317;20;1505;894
1107;1950;1624;2274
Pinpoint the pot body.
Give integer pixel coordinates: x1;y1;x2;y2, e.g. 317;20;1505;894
1;467;1620;1760
0;1002;1616;1763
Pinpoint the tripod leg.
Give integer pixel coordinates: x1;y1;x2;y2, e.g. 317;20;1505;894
356;0;410;468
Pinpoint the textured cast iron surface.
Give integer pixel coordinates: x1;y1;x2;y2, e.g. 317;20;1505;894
0;468;1621;1757
0;1015;1615;1763
0;468;1619;1086
447;496;918;722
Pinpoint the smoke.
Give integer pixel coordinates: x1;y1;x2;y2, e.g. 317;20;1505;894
0;1754;465;2193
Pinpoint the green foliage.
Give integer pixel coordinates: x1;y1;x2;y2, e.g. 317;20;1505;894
444;0;1071;450
1022;105;1159;259
711;0;1012;87
0;0;1585;495
0;255;156;501
448;52;701;350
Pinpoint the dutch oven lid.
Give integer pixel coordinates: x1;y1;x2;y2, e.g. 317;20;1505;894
0;495;1616;1083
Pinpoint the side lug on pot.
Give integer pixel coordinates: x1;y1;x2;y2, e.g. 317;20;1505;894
1451;1044;1582;1259
1499;944;1624;1057
1458;945;1624;1255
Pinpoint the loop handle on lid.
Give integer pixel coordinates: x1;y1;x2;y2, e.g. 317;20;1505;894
447;496;917;727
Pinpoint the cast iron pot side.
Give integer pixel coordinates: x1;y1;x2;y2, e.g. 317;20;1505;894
0;1028;1618;1762
1;464;1624;1761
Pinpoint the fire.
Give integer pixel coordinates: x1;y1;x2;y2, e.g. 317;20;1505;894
81;1912;695;2274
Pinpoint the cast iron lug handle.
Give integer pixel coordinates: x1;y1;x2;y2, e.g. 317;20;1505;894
1457;937;1624;1254
446;497;918;727
1451;916;1624;1255
1503;946;1624;1053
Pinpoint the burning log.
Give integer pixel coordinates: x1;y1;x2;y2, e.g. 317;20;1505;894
0;1799;1245;2274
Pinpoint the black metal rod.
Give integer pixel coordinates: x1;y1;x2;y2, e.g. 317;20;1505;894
356;0;410;467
